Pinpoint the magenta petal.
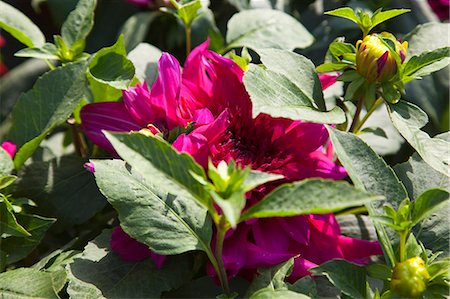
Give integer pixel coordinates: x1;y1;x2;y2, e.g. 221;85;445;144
1;141;16;158
123;82;154;126
377;51;389;75
81;102;141;153
338;235;383;261
110;226;152;262
288;258;318;282
318;74;338;91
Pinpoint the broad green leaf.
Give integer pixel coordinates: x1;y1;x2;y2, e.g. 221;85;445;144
327;127;408;266
0;148;14;176
257;49;325;110
93;159;212;255
388;101;449;176
403;47;450;80
33;249;81;272
2;214;55;265
246;259;295;297
13;156;107;227
120;12;157;53
88;35;135;90
0;196;30;237
250;288;310;299
325;7;360;24
226;9;313;51
370;9;409;31
329;42;356;59
366;263;391;280
244;65;345;124
67;229;192;299
411;189;449;226
0;1;45;47
0;175;16;190
288;277;317;298
61;0;97;47
0;268;60;298
15;43;60;60
176;0;202;27
8;60;88;169
240;179;380;221
243;170;283;192
127;43;162;86
310;260;368;299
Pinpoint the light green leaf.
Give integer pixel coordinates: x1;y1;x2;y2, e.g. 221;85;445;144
412;189;449;226
120;12;157;53
244;65;345;124
243;170;283;192
0;268;60;298
250;288;310;299
316;62;351;73
67;229;192;299
61;0;97;47
240;179;380;221
0;148;14;176
405;23;450;58
325;7;360;24
0;1;45;47
257;49;325;110
15;43;60;60
370;9;410;31
88;35;135;90
8;60;88;169
210;190;245;229
329;41;356;59
2;214;55;265
327;127;408;266
388;101;449;176
127;43;162;86
403;47;450;79
0;175;16;190
177;0;202;27
310;260;368;299
226;9;313;51
93;159;212;255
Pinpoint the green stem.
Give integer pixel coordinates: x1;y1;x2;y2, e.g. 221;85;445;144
215;217;230;295
335;206;368;217
45;59;56;70
399;231;408;262
349;97;364;133
185;25;191;56
353;97;383;133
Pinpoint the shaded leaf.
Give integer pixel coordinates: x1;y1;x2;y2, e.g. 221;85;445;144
412;189;449;225
61;0;97;47
127;43;162;86
0;268;60;298
120;12;157;53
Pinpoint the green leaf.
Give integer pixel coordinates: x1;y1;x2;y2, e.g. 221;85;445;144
226;9;313;51
0;196;30;237
67;229;192;298
359;127;387;138
244;65;345;124
15;43;60;60
369;9;409;31
0;148;14;176
120;12;157;53
257;49;325;110
127;43;162;86
412;189;449;226
93;159;212;255
316;62;351;73
329;42;356;59
0;1;45;47
325;7;360;24
310;260;368;299
366;263;391;280
327;127;408;266
288;276;317;298
88;35;135;90
240;179;380;221
8;60;88;169
0;175;16;190
0;268;60;298
13;156;106;226
388;101;450;176
405;23;450;58
403;47;450;79
176;0;202;27
61;0;97;48
250;288;310;299
1;214;55;265
243;170;283;192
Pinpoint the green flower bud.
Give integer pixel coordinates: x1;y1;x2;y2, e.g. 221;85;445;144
356;32;408;82
391;257;430;298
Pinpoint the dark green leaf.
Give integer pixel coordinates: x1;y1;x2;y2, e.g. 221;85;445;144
61;0;97;47
120;12;157;53
288;276;317;298
403;47;450;79
388;101;449;176
0;268;60;298
325;8;360;24
8;60;88;169
240;179;380;221
0;1;45;47
0;196;30;237
412;189;449;226
88;35;135;90
2;214;55;265
310;260;368;299
366;263;391;280
67;229;193;298
13;156;106;227
369;9;409;31
226;9;313;51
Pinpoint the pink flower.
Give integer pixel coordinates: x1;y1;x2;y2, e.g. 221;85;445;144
80;40;381;281
126;0;153;7
428;0;449;20
318;73;338;91
1;141;16;158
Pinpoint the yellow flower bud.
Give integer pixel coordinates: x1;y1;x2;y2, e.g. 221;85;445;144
356;32;408;82
390;257;430;298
